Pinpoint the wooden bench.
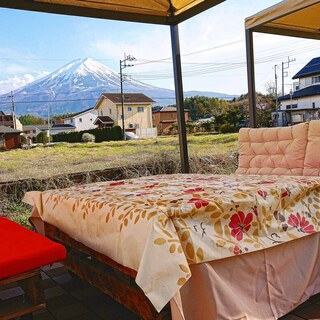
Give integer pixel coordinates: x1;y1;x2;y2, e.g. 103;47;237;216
0;217;66;320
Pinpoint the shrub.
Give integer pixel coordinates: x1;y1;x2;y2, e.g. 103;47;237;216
111;126;123;141
186;122;196;134
168;124;178;135
200;121;214;132
20;135;27;144
220;123;234;134
36;131;52;144
82;133;95;143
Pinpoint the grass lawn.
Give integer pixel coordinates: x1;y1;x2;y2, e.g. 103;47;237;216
0;133;238;182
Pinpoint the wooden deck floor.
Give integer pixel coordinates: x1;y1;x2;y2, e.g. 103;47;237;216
1;263;319;320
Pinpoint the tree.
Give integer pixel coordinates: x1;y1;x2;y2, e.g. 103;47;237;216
184;96;221;120
36;131;52;144
19;114;46;125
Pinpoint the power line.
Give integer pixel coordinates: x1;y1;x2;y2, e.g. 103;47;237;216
129;43;320;80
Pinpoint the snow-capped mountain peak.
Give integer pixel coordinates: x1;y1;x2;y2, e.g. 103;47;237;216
0;58;236;116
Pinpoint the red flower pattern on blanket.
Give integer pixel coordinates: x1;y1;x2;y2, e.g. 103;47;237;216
188;198;209;209
184;187;205;194
288;213;315;234
233;245;242;255
110;181;125;187
229;211;253;241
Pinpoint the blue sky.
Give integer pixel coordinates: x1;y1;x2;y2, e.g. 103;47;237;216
1;0;319;95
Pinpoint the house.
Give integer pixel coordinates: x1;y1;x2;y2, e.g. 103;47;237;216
0;111;23;131
63;108;98;131
93;93;156;138
23;124;76;140
152;106;189;134
0;125;22;150
277;57;320;126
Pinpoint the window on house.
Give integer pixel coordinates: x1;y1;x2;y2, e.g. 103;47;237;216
312;76;320;84
134;124;140;129
100;111;103;116
137;107;144;112
90;118;92;121
109;108;112;115
128;106;132;112
286;104;298;109
79;118;82;122
312;102;316;109
128;123;133;129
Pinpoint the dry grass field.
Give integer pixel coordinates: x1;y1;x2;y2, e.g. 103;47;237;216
0;133;238;182
0;133;239;226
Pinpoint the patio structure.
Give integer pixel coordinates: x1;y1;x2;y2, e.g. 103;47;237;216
1;1;320;320
0;0;226;173
245;0;320;127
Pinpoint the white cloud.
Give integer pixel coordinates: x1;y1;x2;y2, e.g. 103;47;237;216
0;71;49;95
90;0;320;95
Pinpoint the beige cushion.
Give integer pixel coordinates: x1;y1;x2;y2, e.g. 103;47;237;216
236;122;309;175
303;120;320;176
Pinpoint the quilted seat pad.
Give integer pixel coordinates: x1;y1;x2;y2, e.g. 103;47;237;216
0;217;66;279
236;122;309;175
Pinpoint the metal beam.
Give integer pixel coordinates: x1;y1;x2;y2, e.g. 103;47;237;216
245;29;257;128
252;26;320;40
170;24;189;173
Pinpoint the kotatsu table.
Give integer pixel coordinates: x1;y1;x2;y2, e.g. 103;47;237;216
23;174;320;320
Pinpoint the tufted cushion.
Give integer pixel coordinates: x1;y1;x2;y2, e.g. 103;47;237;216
236;122;309;175
303;120;320;176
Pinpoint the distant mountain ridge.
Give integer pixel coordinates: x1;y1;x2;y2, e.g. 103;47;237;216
0;58;236;117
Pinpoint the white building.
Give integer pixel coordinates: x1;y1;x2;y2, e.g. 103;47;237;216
277;57;320;126
23;124;76;140
64;108;98;131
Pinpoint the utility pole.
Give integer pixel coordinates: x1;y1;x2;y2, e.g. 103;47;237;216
47;105;51;140
119;53;136;140
8;91;16;129
274;65;279;127
282;57;295;95
289;88;293;126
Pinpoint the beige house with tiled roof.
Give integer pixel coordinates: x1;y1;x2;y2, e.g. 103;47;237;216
93;93;154;134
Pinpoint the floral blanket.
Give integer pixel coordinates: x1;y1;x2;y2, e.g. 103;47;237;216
23;174;320;312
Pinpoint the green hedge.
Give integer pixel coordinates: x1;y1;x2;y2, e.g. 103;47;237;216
52;126;123;143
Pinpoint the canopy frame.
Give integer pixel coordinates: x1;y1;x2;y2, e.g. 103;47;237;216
245;0;320;127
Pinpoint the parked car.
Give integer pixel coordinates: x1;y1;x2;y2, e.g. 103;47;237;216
125;132;139;140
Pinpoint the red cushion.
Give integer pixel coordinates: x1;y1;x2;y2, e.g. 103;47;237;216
0;217;66;279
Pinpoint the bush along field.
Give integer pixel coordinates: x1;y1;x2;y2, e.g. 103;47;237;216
52;125;123;143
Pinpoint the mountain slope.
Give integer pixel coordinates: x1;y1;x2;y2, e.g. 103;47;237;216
0;58;236;116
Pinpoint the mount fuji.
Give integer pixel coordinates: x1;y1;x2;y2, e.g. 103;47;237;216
0;58;236;117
